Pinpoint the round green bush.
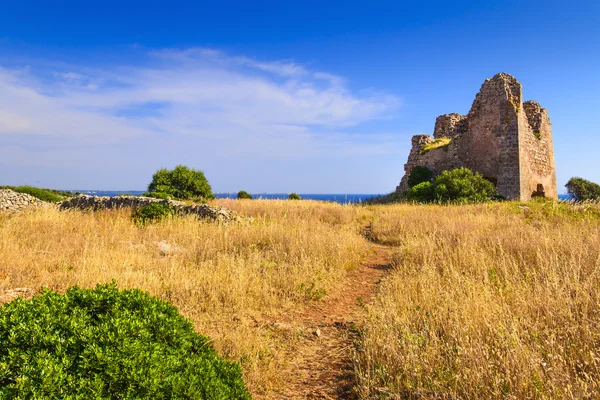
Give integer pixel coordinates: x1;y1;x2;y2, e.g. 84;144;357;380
408;181;434;202
147;165;214;201
433;167;497;203
407;166;433;188
288;193;302;200
131;203;176;225
0;283;250;399
237;190;253;200
565;177;600;201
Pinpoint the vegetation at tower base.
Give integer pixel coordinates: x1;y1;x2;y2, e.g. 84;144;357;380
565;177;600;201
237;190;253;200
147;165;214;201
288;192;302;200
407;166;433;188
405;167;497;203
433;167;497;203
0;283;250;399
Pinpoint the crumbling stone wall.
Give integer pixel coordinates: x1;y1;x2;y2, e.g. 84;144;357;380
60;195;239;222
433;113;468;139
397;73;557;201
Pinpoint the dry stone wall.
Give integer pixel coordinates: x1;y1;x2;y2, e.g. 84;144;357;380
0;189;44;213
59;195;239;222
397;73;557;201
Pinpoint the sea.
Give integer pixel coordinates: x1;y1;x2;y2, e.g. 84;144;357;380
69;191;384;204
68;191;574;204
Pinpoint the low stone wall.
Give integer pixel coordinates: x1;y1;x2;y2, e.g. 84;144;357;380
59;195;239;222
0;189;43;213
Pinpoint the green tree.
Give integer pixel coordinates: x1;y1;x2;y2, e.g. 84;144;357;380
237;190;253;200
147;165;213;201
565;177;600;201
407;166;433;188
433;167;497;203
288;193;302;200
0;283;250;399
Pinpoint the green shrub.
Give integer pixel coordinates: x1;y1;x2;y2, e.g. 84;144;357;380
433;167;497;203
0;185;65;202
565;177;600;201
407;166;433;188
143;191;173;200
237;190;253;200
288;192;302;200
0;283;250;399
131;203;176;225
365;191;407;205
408;181;435;202
147;165;214;201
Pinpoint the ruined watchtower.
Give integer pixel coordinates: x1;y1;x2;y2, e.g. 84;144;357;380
397;73;557;200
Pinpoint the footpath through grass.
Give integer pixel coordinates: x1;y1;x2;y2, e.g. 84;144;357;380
1;199;599;398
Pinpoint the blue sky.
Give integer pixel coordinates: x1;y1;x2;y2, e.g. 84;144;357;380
0;1;598;193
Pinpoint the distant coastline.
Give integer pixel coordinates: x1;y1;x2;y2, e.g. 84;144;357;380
63;191;575;203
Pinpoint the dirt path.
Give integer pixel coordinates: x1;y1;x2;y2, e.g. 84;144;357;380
274;243;392;399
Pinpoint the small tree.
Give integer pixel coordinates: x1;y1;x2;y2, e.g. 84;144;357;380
407;166;433;188
237;190;253;200
288;193;302;200
433;167;497;203
565;177;600;201
147;165;213;201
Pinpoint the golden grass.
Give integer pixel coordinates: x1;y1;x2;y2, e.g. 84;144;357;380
355;201;600;399
2;199;600;398
0;200;369;397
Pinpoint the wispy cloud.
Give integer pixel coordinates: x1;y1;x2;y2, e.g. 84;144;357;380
0;48;404;190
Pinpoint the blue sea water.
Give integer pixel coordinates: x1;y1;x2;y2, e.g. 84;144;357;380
70;190;574;204
70;191;383;204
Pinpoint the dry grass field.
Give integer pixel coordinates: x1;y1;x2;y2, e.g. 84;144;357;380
0;200;368;397
355;201;600;399
1;199;600;399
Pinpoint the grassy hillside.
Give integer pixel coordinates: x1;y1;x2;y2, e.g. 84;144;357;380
1;199;599;398
355;201;600;399
0;200;369;396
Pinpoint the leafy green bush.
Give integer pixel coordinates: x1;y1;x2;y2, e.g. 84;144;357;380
0;283;250;399
405;167;497;204
147;165;214;201
407;166;433;188
408;181;435;202
237;190;253;200
288;192;302;200
0;185;66;202
131;203;176;225
143;191;173;200
565;177;600;201
433;167;497;203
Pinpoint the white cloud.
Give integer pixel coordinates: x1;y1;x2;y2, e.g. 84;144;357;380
0;48;405;190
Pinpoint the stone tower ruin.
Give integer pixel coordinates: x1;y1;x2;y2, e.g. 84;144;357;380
397;73;557;201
